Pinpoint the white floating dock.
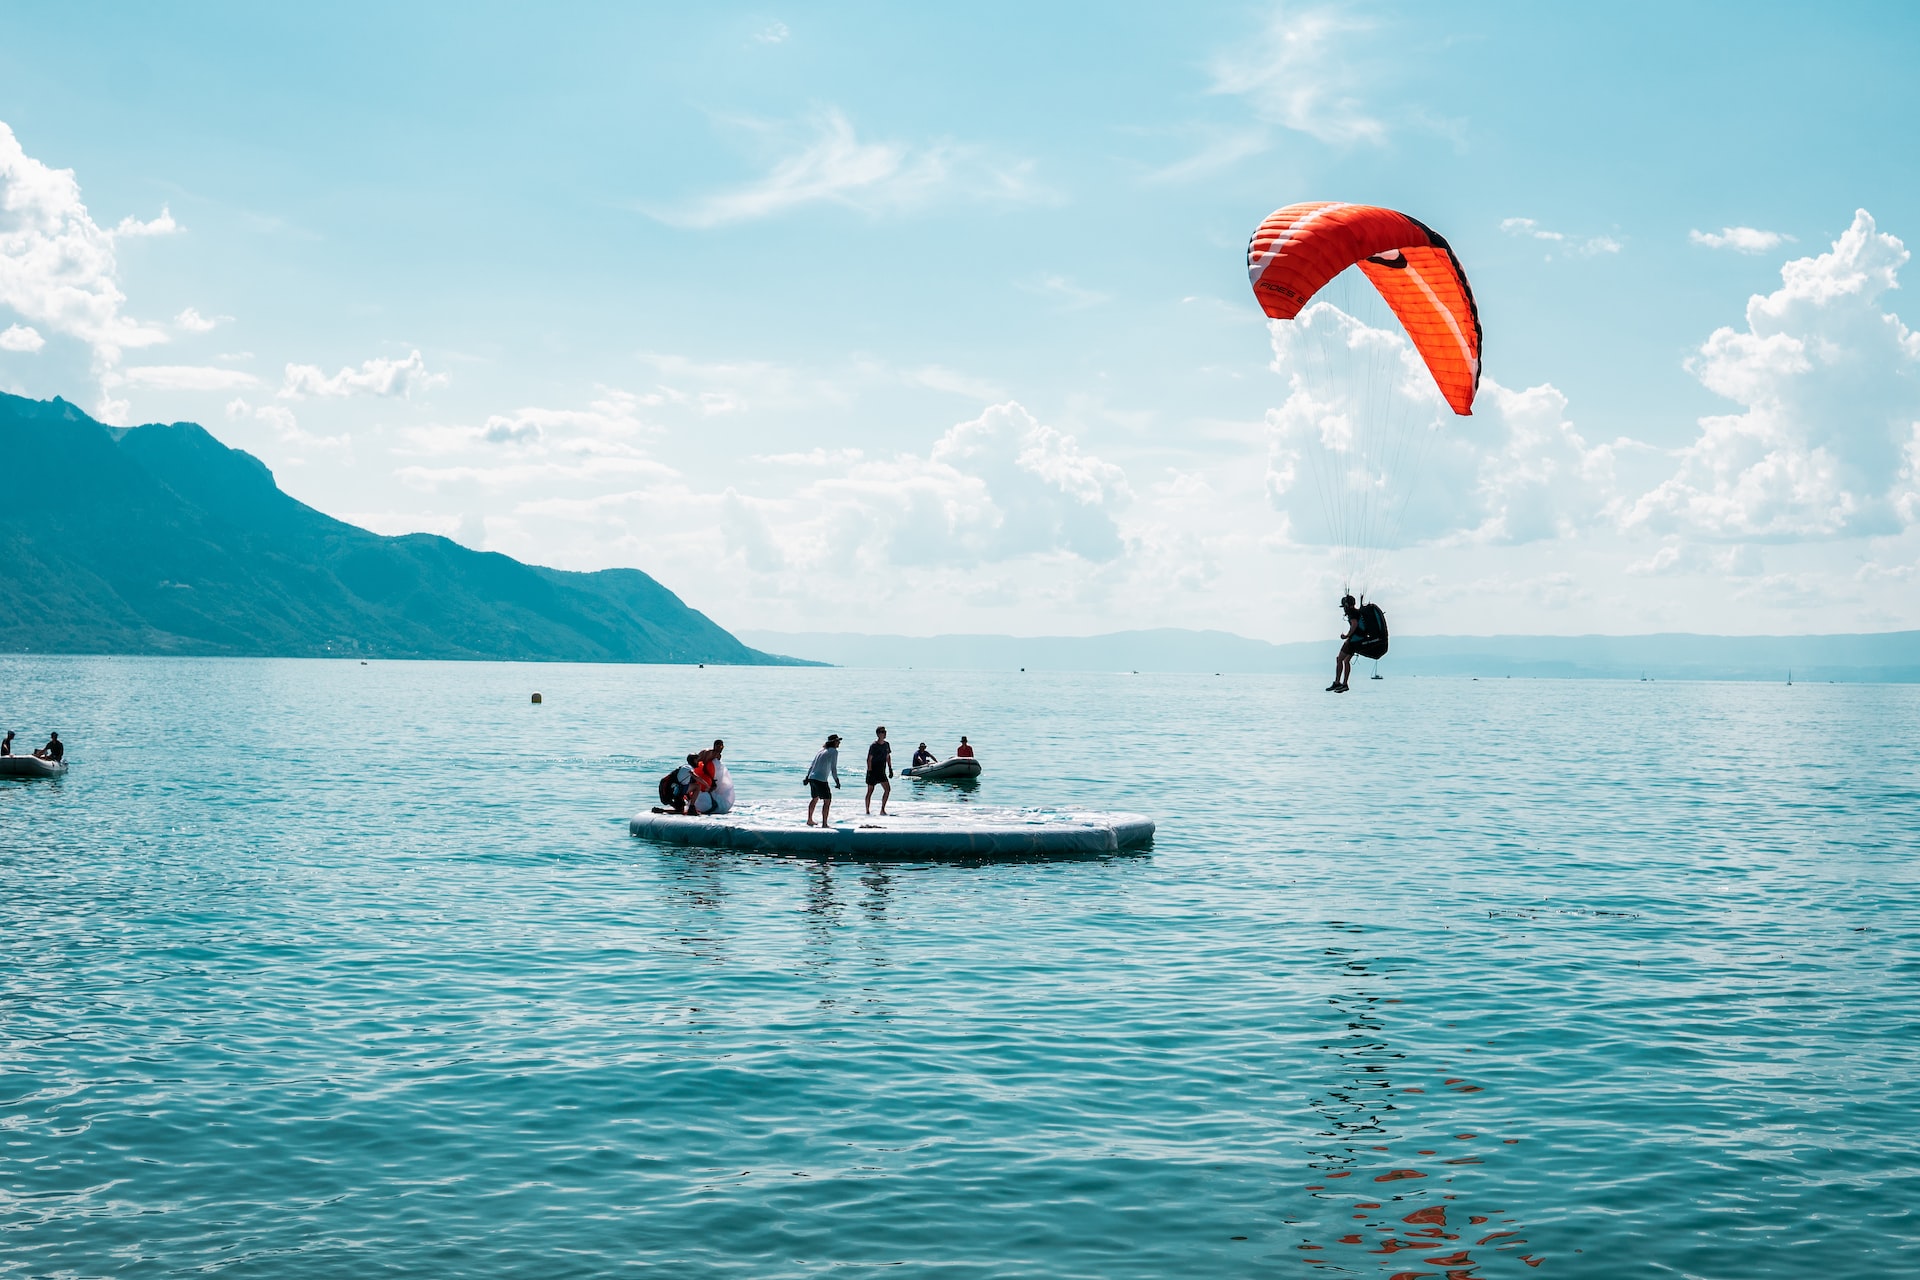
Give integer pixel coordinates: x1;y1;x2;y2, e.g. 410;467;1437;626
630;799;1153;858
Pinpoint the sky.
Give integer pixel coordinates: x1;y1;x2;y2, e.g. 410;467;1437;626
3;1;1919;641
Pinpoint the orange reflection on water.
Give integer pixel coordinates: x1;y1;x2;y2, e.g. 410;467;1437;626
1293;943;1540;1273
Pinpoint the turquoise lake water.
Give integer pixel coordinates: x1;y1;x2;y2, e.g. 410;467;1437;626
1;656;1916;1278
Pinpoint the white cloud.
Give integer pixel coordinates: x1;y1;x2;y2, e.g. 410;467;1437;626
0;120;170;362
0;322;43;352
509;401;1132;587
1020;274;1110;310
114;206;179;237
724;402;1130;573
640;350;840;414
655;109;1045;227
1626;540;1766;578
396;454;674;492
122;364;260;391
1210;7;1385;145
1140;127;1271;185
907;364;1003;400
753;20;789;43
225;396;351;456
387;388;666;487
481;416;543;445
1629;209;1920;541
456;389;657;449
1690;226;1793;254
749;447;864;467
1263;303;1615;555
1500;217;1621;257
174;306;226;333
280;349;445;399
926;401;1131;561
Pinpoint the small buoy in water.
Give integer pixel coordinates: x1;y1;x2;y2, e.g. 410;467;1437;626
531;692;542;704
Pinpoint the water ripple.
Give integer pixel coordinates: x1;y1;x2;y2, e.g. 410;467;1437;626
1;658;1917;1276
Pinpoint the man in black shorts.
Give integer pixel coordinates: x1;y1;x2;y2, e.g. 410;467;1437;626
1329;595;1388;692
806;734;842;827
864;726;893;816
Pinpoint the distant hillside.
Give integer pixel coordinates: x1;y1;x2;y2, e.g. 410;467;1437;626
740;627;1920;683
0;392;807;664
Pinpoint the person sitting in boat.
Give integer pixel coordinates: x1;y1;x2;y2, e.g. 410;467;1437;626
954;736;974;758
0;730;12;756
33;732;62;762
911;742;936;769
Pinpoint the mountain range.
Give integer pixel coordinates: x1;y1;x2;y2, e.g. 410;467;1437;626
0;392;802;664
740;627;1920;683
8;389;1914;680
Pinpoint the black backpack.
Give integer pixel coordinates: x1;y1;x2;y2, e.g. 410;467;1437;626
1358;602;1388;642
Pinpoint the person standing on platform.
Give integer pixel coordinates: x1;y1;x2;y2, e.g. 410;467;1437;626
864;726;893;816
806;734;842;827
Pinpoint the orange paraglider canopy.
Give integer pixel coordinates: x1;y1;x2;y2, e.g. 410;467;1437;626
1248;201;1482;415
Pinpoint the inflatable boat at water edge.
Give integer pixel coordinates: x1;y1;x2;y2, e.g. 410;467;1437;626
903;756;981;781
0;756;67;779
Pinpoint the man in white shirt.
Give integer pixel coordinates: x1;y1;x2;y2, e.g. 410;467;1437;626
806;733;842;827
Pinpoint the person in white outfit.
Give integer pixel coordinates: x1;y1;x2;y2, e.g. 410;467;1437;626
805;734;842;827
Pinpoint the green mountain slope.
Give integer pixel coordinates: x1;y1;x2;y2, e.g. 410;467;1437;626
0;393;803;664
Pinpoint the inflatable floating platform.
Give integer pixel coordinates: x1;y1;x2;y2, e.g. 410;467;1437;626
902;755;981;781
0;756;66;779
630;799;1152;859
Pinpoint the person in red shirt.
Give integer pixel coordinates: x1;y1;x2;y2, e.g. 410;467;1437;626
954;736;974;758
684;740;724;813
695;740;723;786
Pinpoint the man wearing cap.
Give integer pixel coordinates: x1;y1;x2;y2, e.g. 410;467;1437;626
806;734;842;827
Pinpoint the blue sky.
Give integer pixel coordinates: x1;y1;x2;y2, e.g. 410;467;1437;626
3;2;1919;639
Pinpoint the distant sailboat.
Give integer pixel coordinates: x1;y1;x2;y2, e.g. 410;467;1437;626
1787;668;1793;686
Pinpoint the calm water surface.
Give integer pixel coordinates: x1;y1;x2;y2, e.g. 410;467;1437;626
1;657;1916;1278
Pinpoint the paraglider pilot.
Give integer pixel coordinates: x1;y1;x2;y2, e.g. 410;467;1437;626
1329;595;1388;693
